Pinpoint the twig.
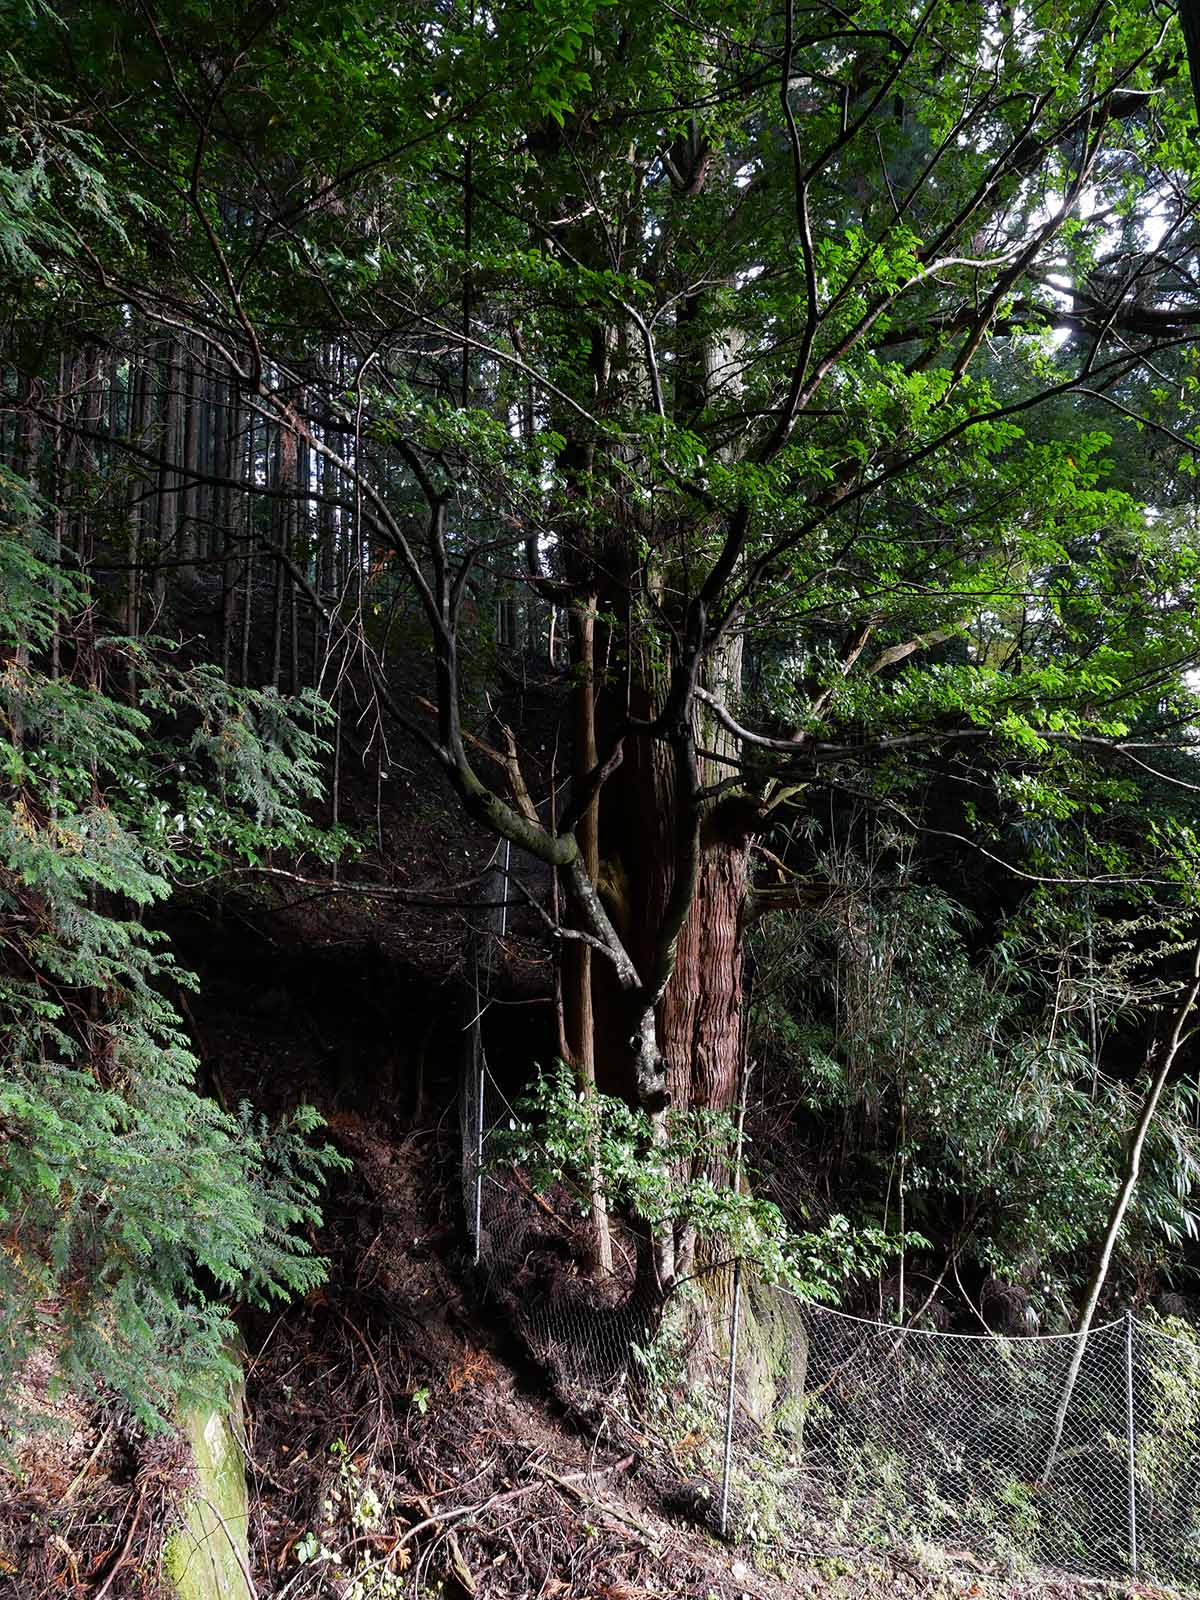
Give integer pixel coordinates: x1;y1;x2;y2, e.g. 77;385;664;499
330;1306;388;1445
514;875;614;957
395;1457;633;1552
90;1487;145;1600
530;1457;656;1545
61;1422;114;1505
506;1164;578;1234
194;1495;258;1598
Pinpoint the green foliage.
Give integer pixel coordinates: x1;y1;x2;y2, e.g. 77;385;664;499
1132;1316;1200;1580
0;57;142;284
497;1059;903;1297
287;1440;407;1597
752;864;1200;1307
0;478;349;1430
8;0;1200;1358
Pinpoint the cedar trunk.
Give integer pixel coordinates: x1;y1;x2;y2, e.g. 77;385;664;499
591;607;749;1289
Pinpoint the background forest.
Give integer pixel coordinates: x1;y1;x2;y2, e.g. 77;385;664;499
9;0;1200;1592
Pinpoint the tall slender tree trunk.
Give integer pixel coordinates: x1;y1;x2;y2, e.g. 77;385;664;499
240;414;256;687
75;346;102;570
180;339;200;570
155;337;181;608
215;379;236;677
270;427;285;688
562;597;614;1274
127;340;151;644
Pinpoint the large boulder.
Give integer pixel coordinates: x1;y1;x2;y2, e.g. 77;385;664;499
741;1278;809;1448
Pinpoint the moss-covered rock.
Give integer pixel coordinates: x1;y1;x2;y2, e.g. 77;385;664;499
164;1382;252;1600
742;1279;809;1447
693;1266;810;1450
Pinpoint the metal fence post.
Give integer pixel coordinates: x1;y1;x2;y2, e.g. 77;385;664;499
719;1257;742;1537
472;938;485;1267
719;1046;753;1538
1125;1309;1138;1578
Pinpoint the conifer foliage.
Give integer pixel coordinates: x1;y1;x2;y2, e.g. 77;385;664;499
0;468;346;1429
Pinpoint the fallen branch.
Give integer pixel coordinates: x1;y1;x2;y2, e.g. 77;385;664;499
394;1456;632;1551
90;1487;146;1600
194;1495;259;1599
330;1306;388;1446
529;1456;657;1547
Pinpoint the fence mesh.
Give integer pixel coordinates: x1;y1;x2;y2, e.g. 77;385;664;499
763;1303;1128;1575
460;933;1200;1587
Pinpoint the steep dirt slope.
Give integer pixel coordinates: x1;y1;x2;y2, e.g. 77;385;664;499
183;911;1142;1600
240;1096;1138;1600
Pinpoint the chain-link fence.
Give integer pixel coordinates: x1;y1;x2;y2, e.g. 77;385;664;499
728;1296;1200;1584
461;928;1200;1587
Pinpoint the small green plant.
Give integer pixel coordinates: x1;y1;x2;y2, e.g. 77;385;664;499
627;1284;712;1437
496;1060;901;1296
293;1530;334;1565
726;1427;806;1549
995;1475;1042;1555
1135;1316;1200;1575
290;1442;409;1597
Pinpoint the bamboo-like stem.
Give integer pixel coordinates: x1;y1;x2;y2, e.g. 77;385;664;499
1043;936;1200;1481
